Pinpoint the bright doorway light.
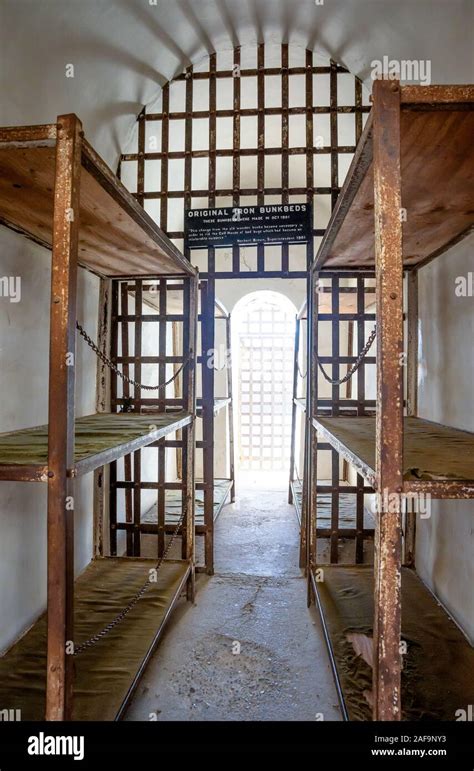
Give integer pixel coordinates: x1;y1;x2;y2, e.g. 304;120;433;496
233;291;297;481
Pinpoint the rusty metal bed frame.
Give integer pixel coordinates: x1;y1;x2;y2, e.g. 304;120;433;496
306;81;474;721
289;274;376;568
109;277;235;575
0;115;198;720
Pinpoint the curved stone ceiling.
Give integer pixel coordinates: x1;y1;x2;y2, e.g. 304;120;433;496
0;0;472;166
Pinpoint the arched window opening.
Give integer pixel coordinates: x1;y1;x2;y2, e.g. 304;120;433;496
233;291;297;482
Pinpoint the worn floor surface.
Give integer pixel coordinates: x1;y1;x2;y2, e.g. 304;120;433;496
125;475;341;721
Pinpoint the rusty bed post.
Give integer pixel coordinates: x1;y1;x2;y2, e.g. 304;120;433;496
183;273;198;600
201;279;215;575
46;113;82;721
308;269;319;604
373;79;404;721
404;269;418;566
288;316;301;504
225;313;236;503
93;278;112;559
299;413;309;570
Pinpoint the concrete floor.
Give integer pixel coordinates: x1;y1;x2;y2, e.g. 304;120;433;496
125;474;341;721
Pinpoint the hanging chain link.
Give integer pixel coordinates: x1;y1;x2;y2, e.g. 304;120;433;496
316;325;376;385
76;322;192;391
73;320;192;653
297;361;307;380
74;506;188;656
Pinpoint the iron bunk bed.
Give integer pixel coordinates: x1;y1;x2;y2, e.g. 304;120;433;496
305;81;474;721
290;281;377;569
195;288;235;574
118;281;235;575
0;114;198;721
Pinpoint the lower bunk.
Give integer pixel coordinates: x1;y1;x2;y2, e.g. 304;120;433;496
142;477;233;531
311;564;474;721
290;479;374;531
0;557;190;720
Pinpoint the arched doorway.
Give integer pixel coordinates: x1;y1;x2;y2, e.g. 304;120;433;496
233;291;297;484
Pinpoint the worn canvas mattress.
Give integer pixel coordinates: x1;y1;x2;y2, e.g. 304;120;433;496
315;565;474;720
0;557;189;720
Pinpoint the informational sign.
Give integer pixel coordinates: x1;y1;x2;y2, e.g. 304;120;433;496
184;204;312;250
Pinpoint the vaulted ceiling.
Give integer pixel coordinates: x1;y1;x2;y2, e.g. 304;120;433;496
1;0;472;166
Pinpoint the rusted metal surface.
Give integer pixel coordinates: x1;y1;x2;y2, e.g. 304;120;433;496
231;47;241;274
373;78;403;722
0;123;57;145
157;280;167;557
46;113;82;721
137;109;145;208
404;270;418;567
93;277;112;559
404;480;474;498
288;317;301;505
183;275;198;599
225;315;236;503
170;62;353;83
160;83;170;232
257;44;265;273
281;44;290;274
401;84;474;104
300;48;316;572
132;280;143;557
309;271;318;573
201;280;216;574
0;464;49;482
119;283;134;555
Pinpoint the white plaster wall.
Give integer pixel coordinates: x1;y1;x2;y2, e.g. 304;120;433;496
415;234;474;644
0;227;99;652
1;0;471;175
354;242;473;643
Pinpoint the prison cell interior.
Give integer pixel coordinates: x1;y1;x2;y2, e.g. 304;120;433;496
0;43;472;725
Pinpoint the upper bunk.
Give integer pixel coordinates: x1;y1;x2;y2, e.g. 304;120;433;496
313;85;474;272
313;416;474;498
0;117;196;279
0;412;192;482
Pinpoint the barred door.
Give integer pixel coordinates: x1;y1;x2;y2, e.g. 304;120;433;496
238;293;295;472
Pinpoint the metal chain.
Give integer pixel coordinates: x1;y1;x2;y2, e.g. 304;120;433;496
316;325;376;385
297;362;307;380
74;506;188;656
76;322;191;391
